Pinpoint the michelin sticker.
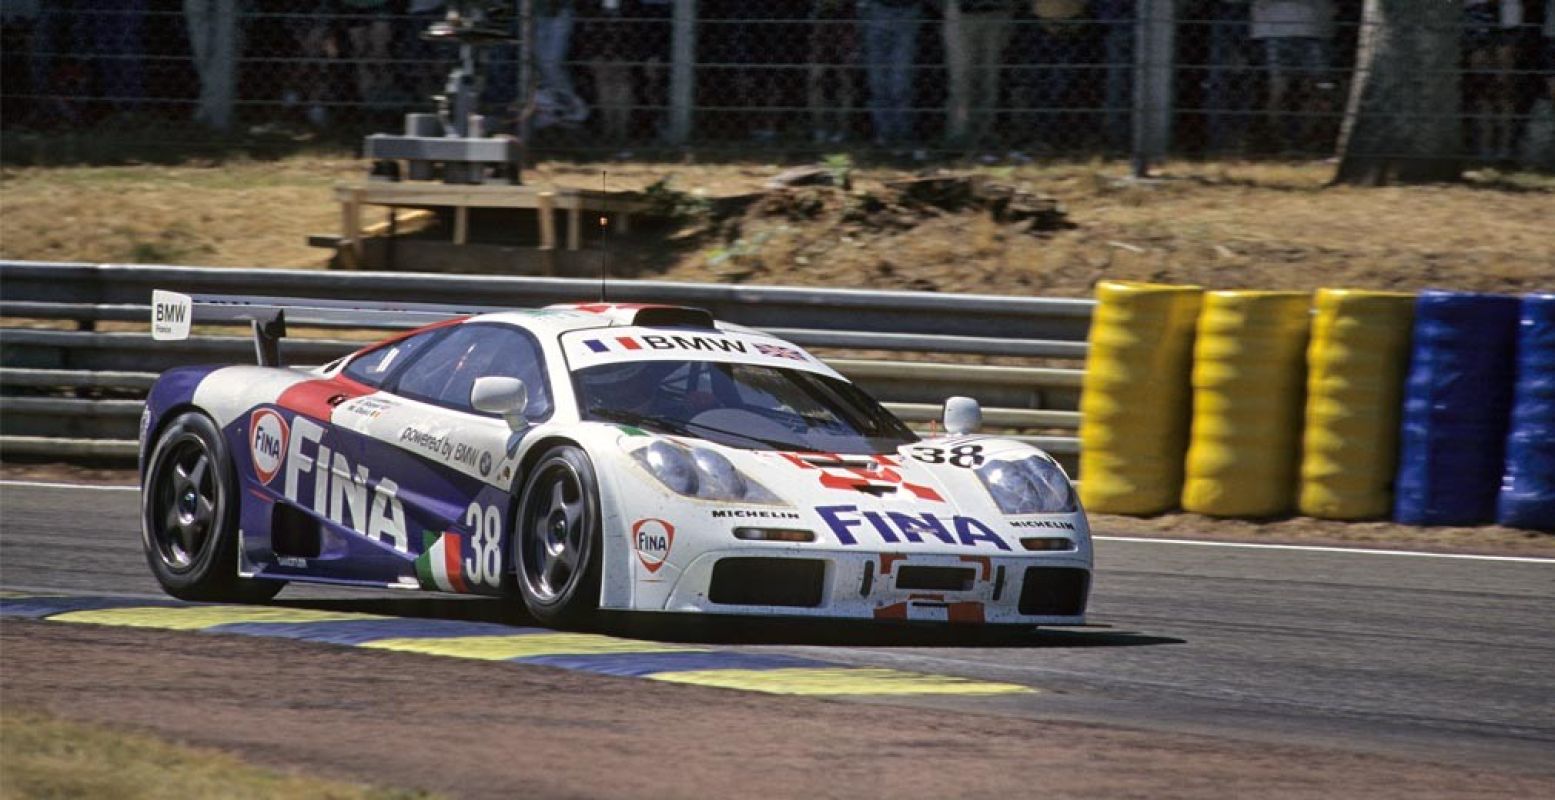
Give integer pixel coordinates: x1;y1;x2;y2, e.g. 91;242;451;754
151;290;192;341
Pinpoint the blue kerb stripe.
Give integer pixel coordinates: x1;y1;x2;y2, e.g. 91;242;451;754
207;618;551;645
584;339;608;353
514;650;831;677
0;596;178;619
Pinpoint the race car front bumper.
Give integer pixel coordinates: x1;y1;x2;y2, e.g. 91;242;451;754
657;547;1090;625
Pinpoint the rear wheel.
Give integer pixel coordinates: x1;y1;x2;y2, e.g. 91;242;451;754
141;411;284;602
514;446;602;627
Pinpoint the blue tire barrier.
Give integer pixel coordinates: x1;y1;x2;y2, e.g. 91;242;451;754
1498;293;1555;531
1394;291;1521;526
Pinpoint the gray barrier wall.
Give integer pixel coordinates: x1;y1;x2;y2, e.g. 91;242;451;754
0;261;1092;470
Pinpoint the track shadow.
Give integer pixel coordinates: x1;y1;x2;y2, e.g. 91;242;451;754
273;595;1183;649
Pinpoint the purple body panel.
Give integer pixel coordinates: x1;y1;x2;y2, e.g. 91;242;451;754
139;366;221;475
221;405;513;593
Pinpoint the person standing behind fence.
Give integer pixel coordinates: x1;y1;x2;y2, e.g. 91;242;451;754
535;0;576;96
584;1;635;146
31;0;147;125
1093;0;1133;152
943;0;1016;149
1008;0;1087;152
185;0;242;131
1250;0;1333;153
809;0;857;144
529;0;589;130
1545;3;1555;106
400;1;444;106
1204;0;1255;153
342;0;399;114
1464;0;1524;162
859;0;922;147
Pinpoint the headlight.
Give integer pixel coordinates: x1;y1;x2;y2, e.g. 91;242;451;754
637;441;697;495
975;455;1077;515
631;440;783;504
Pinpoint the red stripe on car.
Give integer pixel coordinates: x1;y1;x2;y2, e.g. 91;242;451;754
276;375;375;421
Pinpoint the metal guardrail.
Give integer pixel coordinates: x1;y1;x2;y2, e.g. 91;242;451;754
0;261;1093;470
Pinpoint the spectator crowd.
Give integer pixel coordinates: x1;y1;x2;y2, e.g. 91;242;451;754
2;0;1554;162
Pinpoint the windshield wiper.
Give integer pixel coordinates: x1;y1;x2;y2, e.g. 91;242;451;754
588;408;694;438
681;418;804;451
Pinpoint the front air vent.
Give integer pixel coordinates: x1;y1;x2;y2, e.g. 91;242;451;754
1018;567;1089;616
895;566;975;592
709;558;825;607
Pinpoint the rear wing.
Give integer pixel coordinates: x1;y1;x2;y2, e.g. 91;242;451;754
149;291;498;367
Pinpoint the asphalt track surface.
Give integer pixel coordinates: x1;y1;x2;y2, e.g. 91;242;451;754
3;481;1553;776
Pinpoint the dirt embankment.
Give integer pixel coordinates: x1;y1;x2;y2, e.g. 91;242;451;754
1;158;1550;295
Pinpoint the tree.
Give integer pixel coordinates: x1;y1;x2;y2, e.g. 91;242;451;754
1333;0;1462;186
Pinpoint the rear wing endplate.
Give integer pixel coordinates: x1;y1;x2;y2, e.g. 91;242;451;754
149;291;497;367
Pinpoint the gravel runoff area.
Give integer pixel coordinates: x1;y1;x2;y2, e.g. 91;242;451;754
4;620;1552;800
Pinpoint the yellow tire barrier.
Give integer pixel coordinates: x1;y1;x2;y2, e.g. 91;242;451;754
1299;289;1415;520
1182;291;1311;517
1079;281;1203;515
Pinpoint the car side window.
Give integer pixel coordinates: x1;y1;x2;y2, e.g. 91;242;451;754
389;324;553;420
343;330;442;388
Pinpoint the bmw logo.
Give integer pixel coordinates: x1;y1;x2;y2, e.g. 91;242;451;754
479;451;493;477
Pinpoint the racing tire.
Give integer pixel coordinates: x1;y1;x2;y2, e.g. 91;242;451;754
513;445;603;628
141;410;284;603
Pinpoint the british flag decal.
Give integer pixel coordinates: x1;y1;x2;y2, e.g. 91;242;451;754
754;342;808;362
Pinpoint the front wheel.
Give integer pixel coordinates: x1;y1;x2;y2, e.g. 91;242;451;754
513;446;602;628
141;410;283;602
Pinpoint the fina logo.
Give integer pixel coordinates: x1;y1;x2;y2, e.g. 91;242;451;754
249;408;289;486
630;518;675;574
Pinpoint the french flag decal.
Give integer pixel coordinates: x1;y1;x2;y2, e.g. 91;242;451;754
584;337;642;353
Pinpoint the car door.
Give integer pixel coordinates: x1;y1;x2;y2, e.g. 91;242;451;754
341;323;555;595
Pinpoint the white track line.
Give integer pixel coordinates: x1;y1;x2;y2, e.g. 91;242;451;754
2;480;1548;564
1093;535;1555;564
0;480;137;492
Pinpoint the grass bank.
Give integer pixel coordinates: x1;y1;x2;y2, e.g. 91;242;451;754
0;708;437;800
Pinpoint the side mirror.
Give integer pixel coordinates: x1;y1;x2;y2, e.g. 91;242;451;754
942;396;982;436
472;377;528;428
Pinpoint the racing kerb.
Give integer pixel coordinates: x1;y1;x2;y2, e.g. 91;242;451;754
0;260;1090;472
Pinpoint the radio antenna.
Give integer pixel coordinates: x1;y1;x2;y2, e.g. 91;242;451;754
598;170;608;303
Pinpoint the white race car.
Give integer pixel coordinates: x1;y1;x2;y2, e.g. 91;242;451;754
140;295;1091;627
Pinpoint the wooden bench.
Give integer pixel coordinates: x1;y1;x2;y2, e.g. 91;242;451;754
333;182;653;272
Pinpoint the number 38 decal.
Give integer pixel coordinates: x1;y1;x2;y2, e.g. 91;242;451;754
462;502;503;587
909;444;984;468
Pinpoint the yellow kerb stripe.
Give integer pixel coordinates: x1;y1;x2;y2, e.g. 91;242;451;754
361;634;706;661
650;667;1034;696
51;606;381;631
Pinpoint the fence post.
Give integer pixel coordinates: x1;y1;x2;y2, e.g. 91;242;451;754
518;0;534;146
1131;0;1176;177
668;0;697;145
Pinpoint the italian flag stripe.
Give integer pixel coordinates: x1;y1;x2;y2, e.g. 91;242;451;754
415;531;469;593
442;533;468;593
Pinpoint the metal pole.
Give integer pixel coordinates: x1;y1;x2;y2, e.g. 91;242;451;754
1131;0;1175;178
1131;3;1150;177
668;0;697;145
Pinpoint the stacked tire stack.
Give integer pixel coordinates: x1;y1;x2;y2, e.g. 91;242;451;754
1078;282;1554;532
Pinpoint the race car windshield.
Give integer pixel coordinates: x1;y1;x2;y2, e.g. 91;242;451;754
574;360;919;454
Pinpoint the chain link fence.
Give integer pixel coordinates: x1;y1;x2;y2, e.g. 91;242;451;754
2;1;1553;166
